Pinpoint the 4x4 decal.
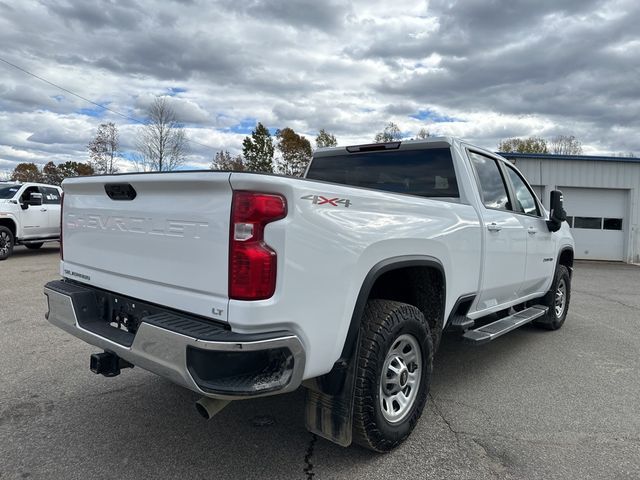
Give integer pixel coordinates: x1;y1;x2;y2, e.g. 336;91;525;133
301;194;352;208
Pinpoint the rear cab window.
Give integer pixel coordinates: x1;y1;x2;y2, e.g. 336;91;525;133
467;151;510;210
305;147;459;198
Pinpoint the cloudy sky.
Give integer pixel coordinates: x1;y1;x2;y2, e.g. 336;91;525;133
0;0;638;175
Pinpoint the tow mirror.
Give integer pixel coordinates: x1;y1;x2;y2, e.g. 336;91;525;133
22;192;43;208
547;190;566;232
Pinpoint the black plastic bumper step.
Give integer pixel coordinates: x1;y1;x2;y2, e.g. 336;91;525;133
463;305;547;345
449;314;474;331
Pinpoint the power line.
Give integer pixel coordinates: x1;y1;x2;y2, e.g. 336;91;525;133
0;56;217;152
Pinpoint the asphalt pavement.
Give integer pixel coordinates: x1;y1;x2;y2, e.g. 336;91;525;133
1;245;639;479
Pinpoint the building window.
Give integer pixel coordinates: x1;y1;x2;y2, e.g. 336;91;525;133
573;217;602;229
603;218;623;230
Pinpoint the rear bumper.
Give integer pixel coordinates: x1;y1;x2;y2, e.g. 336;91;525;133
44;280;305;400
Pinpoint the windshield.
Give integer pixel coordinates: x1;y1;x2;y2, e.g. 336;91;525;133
306;147;459;198
0;184;21;199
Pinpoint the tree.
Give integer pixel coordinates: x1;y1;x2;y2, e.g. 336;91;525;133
276;127;313;177
550;135;582;155
136;97;189;172
315;129;337;148
56;161;94;181
10;161;93;186
417;128;431;139
88;122;119;174
42;161;63;185
11;163;42;182
242;122;274;173
374;122;402;143
210;150;245;171
497;137;548;154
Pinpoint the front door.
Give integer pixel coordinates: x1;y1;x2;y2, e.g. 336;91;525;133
18;186;48;239
503;164;555;296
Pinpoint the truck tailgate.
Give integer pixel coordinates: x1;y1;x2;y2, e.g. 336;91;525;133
61;172;232;321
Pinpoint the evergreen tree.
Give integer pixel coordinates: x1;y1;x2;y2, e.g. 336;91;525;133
242;122;274;172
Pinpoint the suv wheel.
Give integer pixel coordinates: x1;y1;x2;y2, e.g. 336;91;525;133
352;299;433;452
0;226;15;260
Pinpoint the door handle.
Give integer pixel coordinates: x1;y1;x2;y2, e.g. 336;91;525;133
40;208;47;212
528;227;538;235
487;222;502;232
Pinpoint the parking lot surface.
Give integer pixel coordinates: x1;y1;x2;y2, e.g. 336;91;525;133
1;245;639;479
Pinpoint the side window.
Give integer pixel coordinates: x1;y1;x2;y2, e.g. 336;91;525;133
41;187;61;205
468;152;510;210
504;165;541;216
20;186;40;202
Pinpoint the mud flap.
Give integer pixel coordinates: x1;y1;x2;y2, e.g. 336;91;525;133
304;334;360;447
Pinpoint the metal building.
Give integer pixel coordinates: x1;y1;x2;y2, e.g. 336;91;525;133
500;152;640;263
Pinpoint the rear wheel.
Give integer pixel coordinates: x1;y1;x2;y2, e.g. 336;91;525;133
534;264;571;330
25;242;44;250
352;300;433;452
0;226;14;260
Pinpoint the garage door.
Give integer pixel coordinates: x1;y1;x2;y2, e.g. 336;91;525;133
560;187;627;261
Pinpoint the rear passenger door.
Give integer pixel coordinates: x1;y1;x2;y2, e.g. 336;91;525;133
41;186;62;237
502;164;555;297
468;151;527;311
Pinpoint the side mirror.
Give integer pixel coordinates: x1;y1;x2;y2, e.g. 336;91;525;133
546;190;566;232
23;192;43;208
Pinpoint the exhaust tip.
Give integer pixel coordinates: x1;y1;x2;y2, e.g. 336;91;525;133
195;397;230;420
195;400;210;419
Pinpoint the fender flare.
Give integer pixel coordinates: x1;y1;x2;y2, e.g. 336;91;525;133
0;216;18;237
311;255;445;396
339;255;445;364
557;246;575;276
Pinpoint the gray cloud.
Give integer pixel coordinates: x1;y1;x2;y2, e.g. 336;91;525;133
0;0;639;176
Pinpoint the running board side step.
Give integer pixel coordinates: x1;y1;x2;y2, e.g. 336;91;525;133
463;305;548;345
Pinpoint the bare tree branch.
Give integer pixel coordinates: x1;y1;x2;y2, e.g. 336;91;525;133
136;97;189;171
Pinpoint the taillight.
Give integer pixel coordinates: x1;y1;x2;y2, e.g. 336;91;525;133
60;191;64;260
229;191;287;300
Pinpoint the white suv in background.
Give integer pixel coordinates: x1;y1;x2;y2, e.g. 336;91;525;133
0;182;63;260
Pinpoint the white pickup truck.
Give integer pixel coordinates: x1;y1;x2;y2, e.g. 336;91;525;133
0;182;63;260
44;137;574;451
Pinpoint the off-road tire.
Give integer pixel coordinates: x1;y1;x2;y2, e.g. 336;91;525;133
25;242;44;250
352;299;433;452
534;264;571;330
0;226;14;260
